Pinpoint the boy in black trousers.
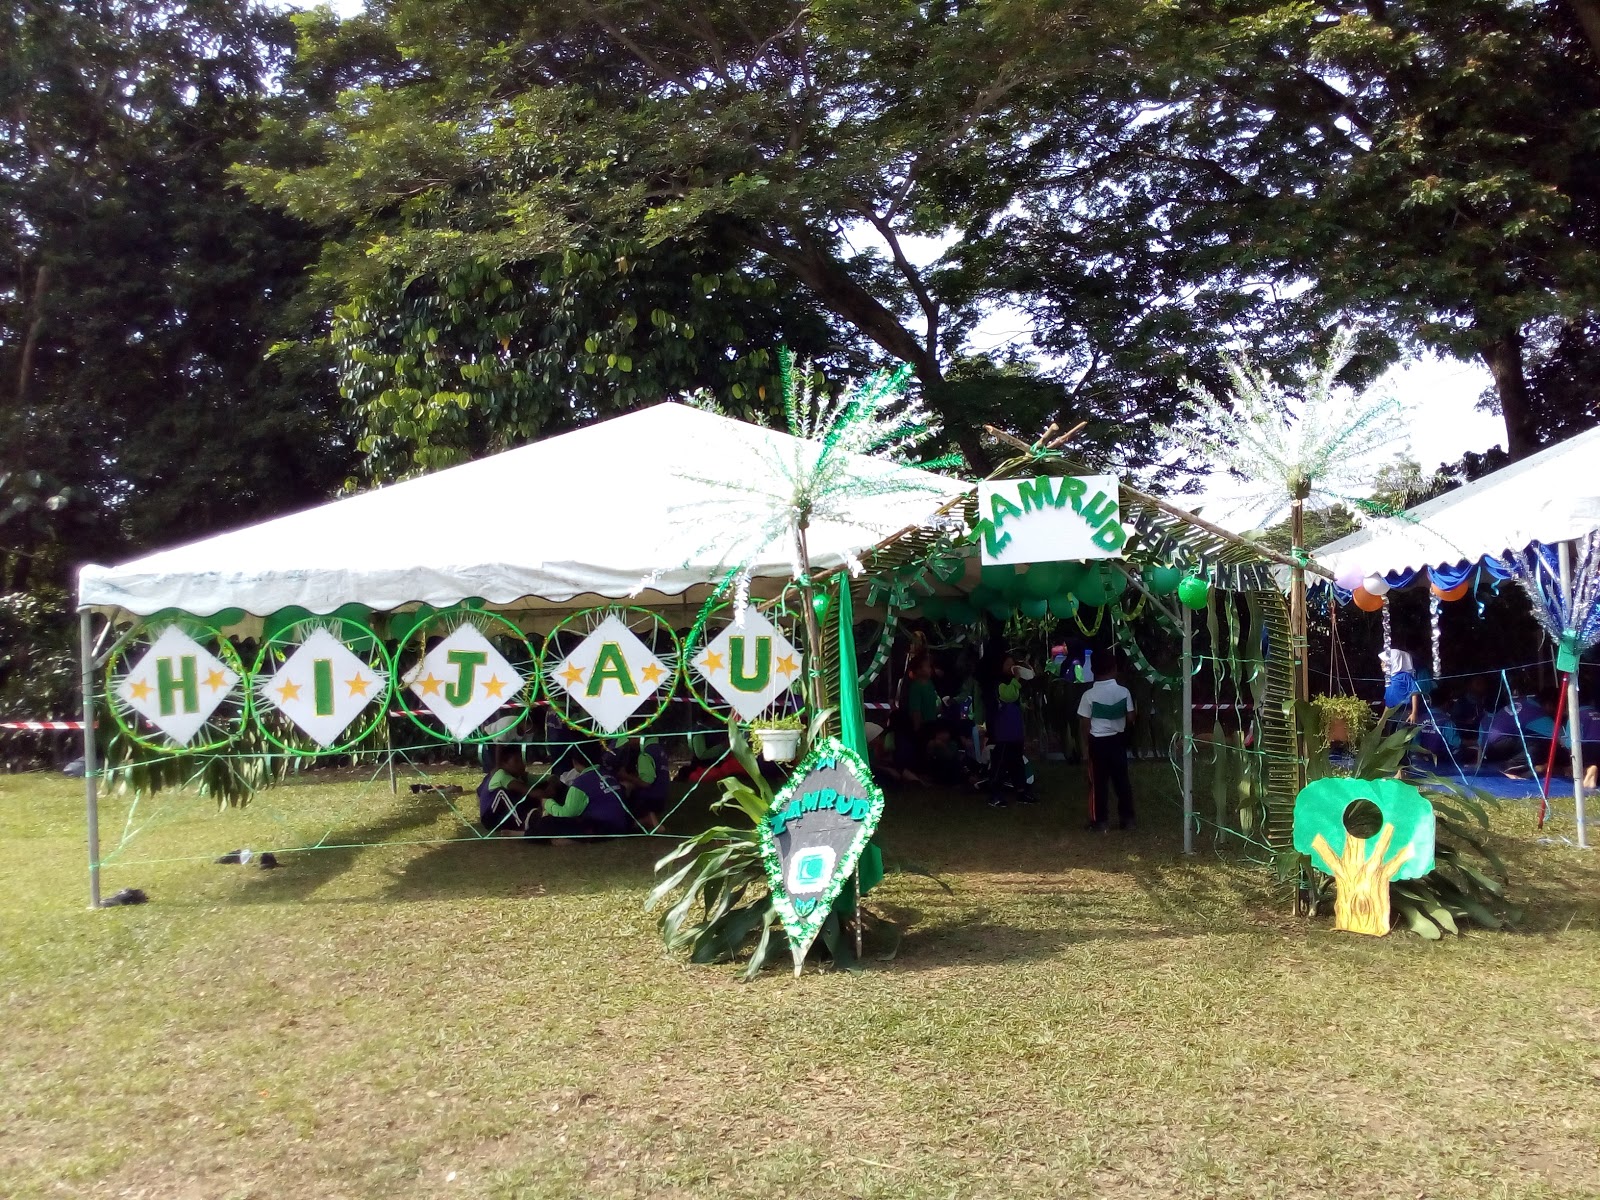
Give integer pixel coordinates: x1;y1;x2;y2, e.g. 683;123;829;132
1077;651;1136;830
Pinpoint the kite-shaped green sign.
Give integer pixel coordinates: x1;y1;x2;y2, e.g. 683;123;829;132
1292;777;1435;936
759;736;886;974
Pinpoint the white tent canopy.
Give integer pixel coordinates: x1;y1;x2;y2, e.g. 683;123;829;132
1315;423;1599;850
1314;423;1600;578
78;403;968;620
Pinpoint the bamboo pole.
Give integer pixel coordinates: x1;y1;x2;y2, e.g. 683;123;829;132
1182;605;1194;856
1290;497;1310;793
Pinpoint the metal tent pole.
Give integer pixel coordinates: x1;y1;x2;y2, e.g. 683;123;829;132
1182;604;1194;855
79;608;102;908
1558;541;1588;849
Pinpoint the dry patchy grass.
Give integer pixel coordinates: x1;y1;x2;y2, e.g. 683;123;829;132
1;763;1597;1199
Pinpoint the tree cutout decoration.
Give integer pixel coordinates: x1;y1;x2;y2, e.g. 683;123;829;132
759;736;886;974
1292;777;1436;936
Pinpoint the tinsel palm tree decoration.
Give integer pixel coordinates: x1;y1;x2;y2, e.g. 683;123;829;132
679;349;959;708
1163;329;1409;772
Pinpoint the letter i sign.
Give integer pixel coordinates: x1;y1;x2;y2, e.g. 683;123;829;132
116;625;239;745
259;627;389;748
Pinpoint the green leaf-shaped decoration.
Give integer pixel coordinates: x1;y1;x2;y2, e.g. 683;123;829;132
758;736;886;975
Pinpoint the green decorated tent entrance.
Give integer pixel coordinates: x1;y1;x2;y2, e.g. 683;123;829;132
834;435;1312;860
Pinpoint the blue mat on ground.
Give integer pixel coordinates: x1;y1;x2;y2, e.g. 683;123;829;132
1427;770;1594;801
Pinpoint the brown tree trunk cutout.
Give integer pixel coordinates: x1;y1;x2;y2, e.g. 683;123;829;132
1311;823;1414;936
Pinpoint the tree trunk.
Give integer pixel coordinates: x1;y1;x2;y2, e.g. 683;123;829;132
1477;326;1539;460
1567;0;1600;66
741;227;993;473
15;263;49;411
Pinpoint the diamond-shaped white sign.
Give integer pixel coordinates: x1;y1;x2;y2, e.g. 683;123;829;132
691;608;802;722
258;628;389;748
548;614;669;733
406;623;524;739
116;625;239;745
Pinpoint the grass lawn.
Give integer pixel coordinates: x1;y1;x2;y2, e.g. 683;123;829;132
2;760;1598;1199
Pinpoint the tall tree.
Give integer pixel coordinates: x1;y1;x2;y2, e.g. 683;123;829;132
1099;0;1600;458
0;0;352;573
245;0;1217;473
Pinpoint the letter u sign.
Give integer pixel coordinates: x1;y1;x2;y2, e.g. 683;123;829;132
727;635;772;693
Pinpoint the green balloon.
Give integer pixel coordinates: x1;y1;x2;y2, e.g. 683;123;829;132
945;599;979;624
263;605;314;643
1146;565;1182;596
1019;562;1064;599
1048;593;1080;620
981;563;1022;598
1019;596;1050;619
968;584;998;611
812;592;830;620
986;598;1016;620
1178;576;1211;610
1103;566;1129;599
1073;570;1107;608
918;594;946;619
1056;561;1087;593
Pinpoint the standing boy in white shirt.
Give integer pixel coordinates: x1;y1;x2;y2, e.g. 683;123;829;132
1077;652;1136;831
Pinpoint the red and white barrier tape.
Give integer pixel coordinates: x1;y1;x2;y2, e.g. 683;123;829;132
0;720;86;731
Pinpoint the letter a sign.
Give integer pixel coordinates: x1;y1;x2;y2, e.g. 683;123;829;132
549;613;670;733
115;625;239;745
691;608;802;722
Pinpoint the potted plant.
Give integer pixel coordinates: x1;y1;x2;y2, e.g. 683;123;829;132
1310;693;1373;749
747;713;803;762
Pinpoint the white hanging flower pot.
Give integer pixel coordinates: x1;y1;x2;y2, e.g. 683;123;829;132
752;728;801;763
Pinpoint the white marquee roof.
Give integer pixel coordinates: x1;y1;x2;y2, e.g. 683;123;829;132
1315;423;1600;577
79;404;968;619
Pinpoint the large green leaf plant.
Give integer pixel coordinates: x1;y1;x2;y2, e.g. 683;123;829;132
647;716;865;979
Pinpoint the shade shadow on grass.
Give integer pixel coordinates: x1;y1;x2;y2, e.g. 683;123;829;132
381;834;666;902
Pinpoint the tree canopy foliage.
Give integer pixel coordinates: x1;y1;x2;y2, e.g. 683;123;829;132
3;0;1600;714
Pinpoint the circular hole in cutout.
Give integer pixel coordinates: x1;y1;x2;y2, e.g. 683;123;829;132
1341;798;1384;840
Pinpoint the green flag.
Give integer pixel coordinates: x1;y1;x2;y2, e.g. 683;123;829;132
834;573;883;898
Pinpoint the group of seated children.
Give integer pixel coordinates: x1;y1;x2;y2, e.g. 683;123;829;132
1380;662;1597;784
477;737;669;839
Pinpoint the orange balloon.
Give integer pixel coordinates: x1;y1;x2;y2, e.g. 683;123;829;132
1430;578;1469;601
1352;586;1386;612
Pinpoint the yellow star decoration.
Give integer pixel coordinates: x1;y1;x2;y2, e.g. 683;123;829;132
639;662;664;686
415;673;444;697
128;678;153;702
346;673;372;698
701;651;725;673
202;669;228;692
276;678;303;703
559;662;586;687
774;654;799;678
481;674;508;699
